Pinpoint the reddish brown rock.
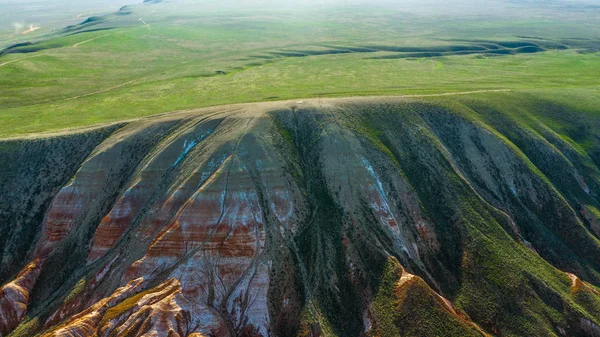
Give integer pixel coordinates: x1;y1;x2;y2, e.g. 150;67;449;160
34;183;85;259
124;153;271;335
0;259;42;336
34;121;177;259
87;120;220;263
87;182;147;263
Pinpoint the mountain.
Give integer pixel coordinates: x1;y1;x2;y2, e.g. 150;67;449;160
1;93;600;337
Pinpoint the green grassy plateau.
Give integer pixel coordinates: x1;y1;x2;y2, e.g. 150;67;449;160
0;0;598;137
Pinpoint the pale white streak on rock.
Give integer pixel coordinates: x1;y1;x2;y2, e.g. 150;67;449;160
361;156;413;258
226;261;271;336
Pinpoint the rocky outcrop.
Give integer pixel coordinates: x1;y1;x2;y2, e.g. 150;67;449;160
0;127;116;282
369;257;485;337
1;96;600;336
41;278;229;337
86;118;222;263
0;260;42;336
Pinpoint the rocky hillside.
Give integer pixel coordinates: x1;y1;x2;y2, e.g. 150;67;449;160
1;93;600;337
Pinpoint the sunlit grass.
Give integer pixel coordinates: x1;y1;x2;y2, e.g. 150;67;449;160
0;1;598;137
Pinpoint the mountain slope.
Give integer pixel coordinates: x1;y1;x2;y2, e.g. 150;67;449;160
1;93;600;337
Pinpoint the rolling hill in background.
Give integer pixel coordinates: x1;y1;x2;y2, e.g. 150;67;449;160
1;0;600;336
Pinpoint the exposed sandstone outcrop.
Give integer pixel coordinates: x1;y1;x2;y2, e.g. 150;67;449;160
0;260;42;336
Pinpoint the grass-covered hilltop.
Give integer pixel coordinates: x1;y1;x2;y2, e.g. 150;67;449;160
1;1;600;337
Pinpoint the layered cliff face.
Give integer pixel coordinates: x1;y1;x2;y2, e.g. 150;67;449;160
1;94;600;337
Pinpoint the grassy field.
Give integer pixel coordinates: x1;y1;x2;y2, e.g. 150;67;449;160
0;0;599;137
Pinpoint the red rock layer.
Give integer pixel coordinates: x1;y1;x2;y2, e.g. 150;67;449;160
33;120;181;261
135;152;232;247
124;154;270;335
0;259;42;336
87;121;218;263
34;183;86;259
87;182;148;263
34;132;131;259
1;122;178;335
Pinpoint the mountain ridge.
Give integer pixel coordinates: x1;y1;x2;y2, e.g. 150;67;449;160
1;93;600;336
